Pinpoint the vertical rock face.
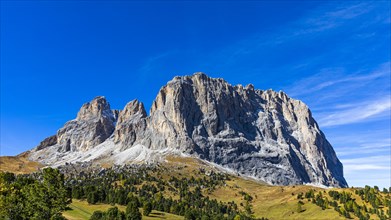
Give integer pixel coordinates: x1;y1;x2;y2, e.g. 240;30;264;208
56;96;118;152
113;100;147;149
129;73;346;187
30;73;347;187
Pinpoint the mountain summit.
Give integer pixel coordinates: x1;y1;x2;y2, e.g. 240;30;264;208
29;73;347;187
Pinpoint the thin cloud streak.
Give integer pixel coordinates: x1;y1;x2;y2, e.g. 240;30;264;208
213;2;379;67
342;155;390;188
274;2;376;45
139;51;174;73
332;135;390;157
288;62;390;97
285;62;390;127
342;155;390;164
341;155;390;173
338;138;390;154
337;147;390;157
344;164;389;171
294;2;373;35
360;138;391;149
317;96;391;127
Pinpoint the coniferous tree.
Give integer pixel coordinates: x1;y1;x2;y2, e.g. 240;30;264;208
90;211;104;220
143;201;152;216
125;201;141;220
24;168;70;219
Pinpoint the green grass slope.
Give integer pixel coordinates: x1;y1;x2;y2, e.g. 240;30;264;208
1;154;388;220
63;199;183;220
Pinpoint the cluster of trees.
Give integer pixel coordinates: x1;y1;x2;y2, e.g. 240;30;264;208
355;186;389;209
355;186;391;219
65;165;267;220
89;198;142;220
238;191;254;215
299;186;390;220
1;165;259;219
90;207;126;220
1;164;270;220
0;168;71;220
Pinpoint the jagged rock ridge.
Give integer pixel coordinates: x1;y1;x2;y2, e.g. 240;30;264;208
29;73;348;187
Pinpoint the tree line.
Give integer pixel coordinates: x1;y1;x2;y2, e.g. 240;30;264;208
298;186;390;220
1;165;269;220
67;165;267;220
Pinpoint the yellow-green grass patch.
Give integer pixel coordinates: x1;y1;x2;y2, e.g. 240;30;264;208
63;199;183;220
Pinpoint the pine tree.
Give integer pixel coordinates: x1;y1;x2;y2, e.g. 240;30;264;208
23;168;70;219
143;201;152;216
105;207;119;219
125;201;141;220
184;209;195;220
90;210;104;220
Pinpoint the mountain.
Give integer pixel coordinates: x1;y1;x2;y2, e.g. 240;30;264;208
27;73;347;187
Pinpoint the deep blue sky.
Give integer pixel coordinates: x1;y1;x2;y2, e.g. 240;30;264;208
1;0;390;188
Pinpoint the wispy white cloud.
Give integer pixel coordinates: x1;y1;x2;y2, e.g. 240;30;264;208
344;164;389;171
341;155;390;187
288;62;390;97
338;140;390;155
337;147;390;157
342;155;390;164
211;2;379;68
330;132;391;146
326;2;372;19
331;132;390;157
139;51;174;73
341;155;390;172
284;61;390;129
293;2;374;35
268;2;380;48
317;96;390;127
360;138;391;149
324;129;390;184
347;176;390;188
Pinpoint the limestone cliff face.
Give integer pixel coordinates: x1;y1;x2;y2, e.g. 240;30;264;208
29;73;347;187
57;96;118;152
113;100;147;150
33;96;118;154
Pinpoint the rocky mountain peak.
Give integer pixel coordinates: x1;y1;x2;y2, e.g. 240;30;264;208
114;100;147;148
117;99;146;124
76;96;112;121
29;73;347;187
32;97;118;154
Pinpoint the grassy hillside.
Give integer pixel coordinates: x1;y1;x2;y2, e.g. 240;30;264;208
63;199;183;220
0;152;42;174
164;156;347;219
151;156;389;220
209;179;345;219
1;154;389;220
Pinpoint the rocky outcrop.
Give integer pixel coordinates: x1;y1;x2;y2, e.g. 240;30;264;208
29;73;347;187
36;135;57;150
32;96;118;154
56;96;118;152
114;100;147;150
